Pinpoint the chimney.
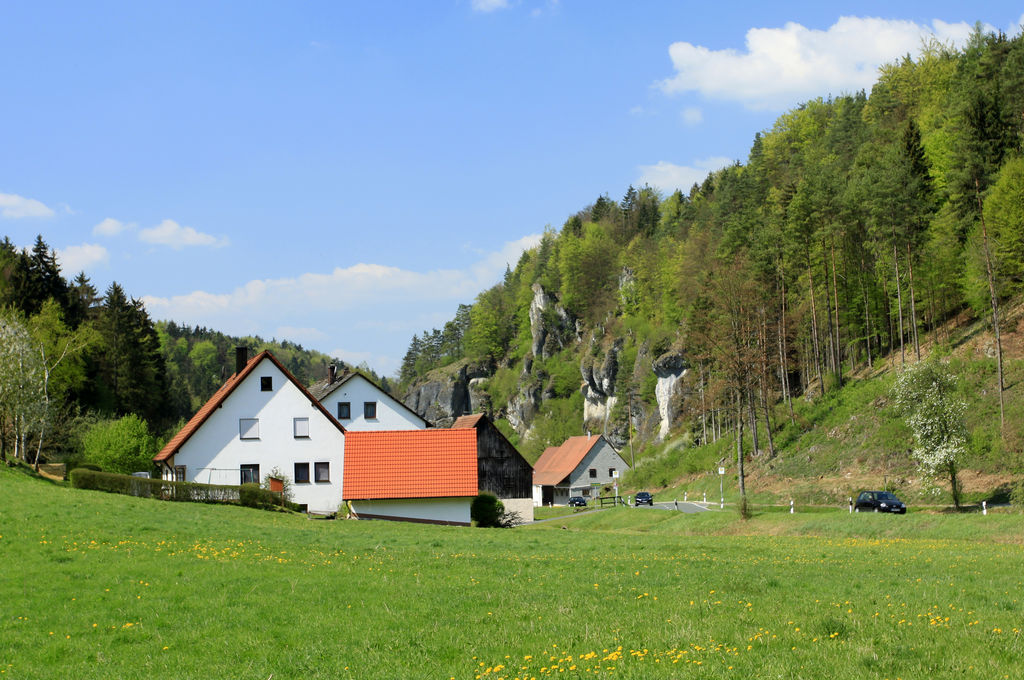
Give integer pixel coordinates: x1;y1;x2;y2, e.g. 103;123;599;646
235;346;248;375
328;363;337;384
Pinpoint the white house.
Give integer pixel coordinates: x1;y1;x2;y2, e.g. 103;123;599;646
154;349;348;513
307;366;428;431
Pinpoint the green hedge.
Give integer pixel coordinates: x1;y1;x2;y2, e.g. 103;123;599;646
69;469;307;511
70;469;238;504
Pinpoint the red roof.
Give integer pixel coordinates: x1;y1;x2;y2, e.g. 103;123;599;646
532;435;603;485
154;351;345;463
452;413;485;429
343;429;478;500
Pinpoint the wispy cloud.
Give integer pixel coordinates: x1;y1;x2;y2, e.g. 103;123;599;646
93;217;134;236
138;219;229;249
471;0;510;13
681;107;703;125
0;192;55;219
637;157;732;193
658;17;987;110
56;243;109;274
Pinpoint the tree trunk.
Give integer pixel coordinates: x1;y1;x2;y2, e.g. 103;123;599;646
975;179;1006;434
860;254;873;369
807;252;825;392
905;242;921;362
736;389;746;505
891;242;906;366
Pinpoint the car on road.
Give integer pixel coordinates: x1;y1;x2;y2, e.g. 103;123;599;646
634;491;654;506
568;496;587;507
855;490;907;514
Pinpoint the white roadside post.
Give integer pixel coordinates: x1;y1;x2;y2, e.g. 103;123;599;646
719;466;725;509
848;497;853;513
684;491;688;502
983;500;987;515
703;491;706;503
790;499;794;514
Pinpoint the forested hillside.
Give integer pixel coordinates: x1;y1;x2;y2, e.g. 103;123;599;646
398;28;1024;489
0;243;352;469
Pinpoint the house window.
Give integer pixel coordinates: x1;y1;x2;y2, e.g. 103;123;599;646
240;464;260;485
293;417;310;438
589;468;597;479
363;401;377;419
609;468;616;478
239;418;259;439
260;376;272;391
174;466;186;482
314;462;330;483
294;462;310;484
337;402;351;419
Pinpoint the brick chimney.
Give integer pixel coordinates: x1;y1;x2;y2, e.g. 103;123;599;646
235;346;248;375
328;363;337;384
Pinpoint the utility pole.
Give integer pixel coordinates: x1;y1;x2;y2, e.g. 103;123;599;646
628;392;635;469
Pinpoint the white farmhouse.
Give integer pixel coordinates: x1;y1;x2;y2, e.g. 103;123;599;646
154;349;350;513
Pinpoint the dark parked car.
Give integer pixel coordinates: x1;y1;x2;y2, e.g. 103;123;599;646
634;491;654;506
855;490;907;514
568;496;587;507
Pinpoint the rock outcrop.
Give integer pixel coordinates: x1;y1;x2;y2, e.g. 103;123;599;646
652;351;687;441
403;361;491;428
528;283;576;359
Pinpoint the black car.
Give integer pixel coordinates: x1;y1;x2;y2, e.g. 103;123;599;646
855;490;907;514
634;491;654;506
568;496;587;507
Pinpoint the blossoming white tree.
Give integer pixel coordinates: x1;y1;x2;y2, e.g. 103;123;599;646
890;358;968;508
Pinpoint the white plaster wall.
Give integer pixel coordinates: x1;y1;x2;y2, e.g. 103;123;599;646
532;484;544;507
169;357;346;513
351;497;471;525
500;497;534;523
326;375;426;431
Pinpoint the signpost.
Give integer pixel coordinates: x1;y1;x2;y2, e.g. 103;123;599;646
612;469;619;499
718;466;725;509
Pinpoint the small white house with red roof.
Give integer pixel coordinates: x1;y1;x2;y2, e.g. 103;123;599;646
342;414;534;525
155;348;349;513
532;434;628;506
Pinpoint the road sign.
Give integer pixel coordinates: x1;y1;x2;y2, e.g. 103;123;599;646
718;467;725;475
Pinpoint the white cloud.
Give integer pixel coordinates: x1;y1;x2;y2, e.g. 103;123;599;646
56;244;109;274
140;234;541;375
681;107;703;125
637;157;732;193
658;16;986;110
93;217;133;236
138;219;229;249
472;0;510;12
0;192;55;219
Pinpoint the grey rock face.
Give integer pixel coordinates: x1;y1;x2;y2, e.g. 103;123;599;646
402;362;491;428
528;283;575;359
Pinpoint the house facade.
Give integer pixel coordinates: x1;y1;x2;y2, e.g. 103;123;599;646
532;434;628;506
309;367;428;431
154;349;347;513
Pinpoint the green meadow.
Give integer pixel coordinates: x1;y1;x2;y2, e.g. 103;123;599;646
2;466;1022;679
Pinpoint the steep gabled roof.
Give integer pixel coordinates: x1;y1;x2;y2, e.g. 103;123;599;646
532;435;604;486
451;413;485;429
154;351;346;463
343;429;478;500
308;370;430;427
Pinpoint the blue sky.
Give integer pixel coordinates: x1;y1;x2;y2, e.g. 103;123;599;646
3;1;1022;377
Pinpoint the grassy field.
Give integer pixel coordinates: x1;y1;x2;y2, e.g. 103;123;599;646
2;465;1022;679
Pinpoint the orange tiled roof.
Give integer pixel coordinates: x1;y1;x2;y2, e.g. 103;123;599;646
343;429;478;500
531;435;602;485
154;351;345;463
452;413;485;429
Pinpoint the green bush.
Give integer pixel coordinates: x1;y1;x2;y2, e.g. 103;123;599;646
239;483;282;509
80;414;159;475
471;493;504;527
71;468;241;504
